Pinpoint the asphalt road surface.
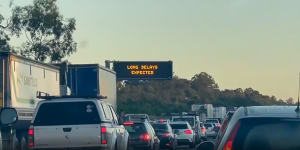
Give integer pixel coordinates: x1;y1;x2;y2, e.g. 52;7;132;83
177;138;216;150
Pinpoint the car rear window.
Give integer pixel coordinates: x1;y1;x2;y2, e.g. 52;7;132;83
170;124;188;129
34;102;101;126
204;124;213;128
232;118;300;150
152;124;167;130
173;118;195;126
124;123;147;134
206;119;218;123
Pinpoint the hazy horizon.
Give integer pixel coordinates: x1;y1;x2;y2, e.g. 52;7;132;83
1;0;300;101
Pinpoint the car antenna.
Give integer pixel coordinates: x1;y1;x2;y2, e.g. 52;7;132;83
295;72;300;112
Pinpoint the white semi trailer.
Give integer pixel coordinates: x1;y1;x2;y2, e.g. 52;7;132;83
0;51;60;150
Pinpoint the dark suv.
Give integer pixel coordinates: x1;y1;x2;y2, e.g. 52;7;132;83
124;121;160;150
151;121;177;150
198;106;300;150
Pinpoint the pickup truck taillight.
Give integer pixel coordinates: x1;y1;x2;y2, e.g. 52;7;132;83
28;126;34;147
101;126;108;144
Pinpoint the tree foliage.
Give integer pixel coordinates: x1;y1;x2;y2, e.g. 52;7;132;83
7;0;77;62
117;72;288;116
0;14;10;51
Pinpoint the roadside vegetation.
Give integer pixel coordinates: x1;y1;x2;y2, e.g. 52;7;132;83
117;72;291;116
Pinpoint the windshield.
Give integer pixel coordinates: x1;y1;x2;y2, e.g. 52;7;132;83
34;102;100;126
173;118;195;126
232;118;300;150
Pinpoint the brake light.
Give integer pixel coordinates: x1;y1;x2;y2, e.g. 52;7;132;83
29;128;34;135
184;129;193;134
102;139;107;144
28;127;34;147
101;127;107;133
101;126;108;144
162;133;171;137
123;121;134;126
140;133;151;141
223;122;240;150
159;119;165;123
201;127;206;133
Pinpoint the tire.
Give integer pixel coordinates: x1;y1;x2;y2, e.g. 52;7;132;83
114;142;118;150
20;136;29;150
12;135;19;150
189;143;195;148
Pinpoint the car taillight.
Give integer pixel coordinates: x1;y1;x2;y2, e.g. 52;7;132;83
184;129;193;134
101;126;108;144
201;127;206;133
223;122;240;150
28;127;34;147
140;133;151;141
162;133;171;137
123;121;134;126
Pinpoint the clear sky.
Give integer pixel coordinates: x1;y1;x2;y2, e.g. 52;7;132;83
1;0;300;101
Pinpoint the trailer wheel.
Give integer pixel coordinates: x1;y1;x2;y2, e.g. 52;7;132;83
20;136;28;150
12;135;19;150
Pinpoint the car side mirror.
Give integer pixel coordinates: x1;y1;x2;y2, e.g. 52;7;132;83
197;141;214;150
0;108;18;125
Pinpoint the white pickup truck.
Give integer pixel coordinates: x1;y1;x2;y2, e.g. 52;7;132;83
29;97;129;150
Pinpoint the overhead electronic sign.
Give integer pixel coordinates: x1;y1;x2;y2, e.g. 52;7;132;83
113;61;173;80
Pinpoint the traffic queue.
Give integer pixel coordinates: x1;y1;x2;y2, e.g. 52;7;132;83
121;113;223;150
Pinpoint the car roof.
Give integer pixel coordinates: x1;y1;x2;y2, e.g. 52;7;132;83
236;106;300;118
39;98;101;103
125;114;148;116
204;123;214;125
170;121;188;124
151;122;169;125
125;120;147;124
172;116;195;118
152;122;168;124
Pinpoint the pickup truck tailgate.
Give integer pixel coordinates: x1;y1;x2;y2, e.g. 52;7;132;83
33;101;102;148
34;125;101;148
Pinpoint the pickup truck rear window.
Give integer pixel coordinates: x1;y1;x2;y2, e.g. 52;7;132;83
34;102;101;126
